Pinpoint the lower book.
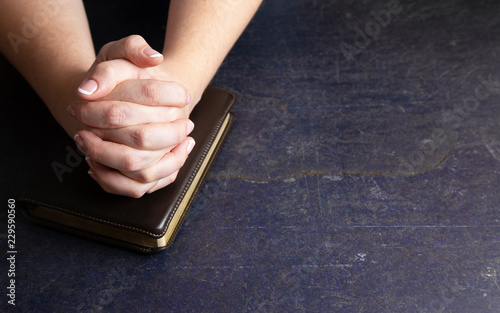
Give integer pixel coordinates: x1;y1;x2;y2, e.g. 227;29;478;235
20;86;235;253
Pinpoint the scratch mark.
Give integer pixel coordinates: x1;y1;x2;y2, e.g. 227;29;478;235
464;228;500;292
485;142;500;162
335;55;340;83
40;278;57;293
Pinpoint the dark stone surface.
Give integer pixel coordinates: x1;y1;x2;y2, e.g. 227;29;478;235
2;0;500;312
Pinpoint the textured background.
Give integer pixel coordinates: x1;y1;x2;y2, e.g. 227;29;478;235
2;0;500;312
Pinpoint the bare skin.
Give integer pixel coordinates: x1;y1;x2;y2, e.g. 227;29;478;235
0;0;262;197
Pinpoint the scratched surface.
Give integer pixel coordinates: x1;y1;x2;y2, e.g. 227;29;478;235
2;0;500;312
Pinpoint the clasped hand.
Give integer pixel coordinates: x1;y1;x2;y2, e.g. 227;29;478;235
69;35;195;198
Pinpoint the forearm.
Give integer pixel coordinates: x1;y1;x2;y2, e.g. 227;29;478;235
0;0;95;135
161;0;262;108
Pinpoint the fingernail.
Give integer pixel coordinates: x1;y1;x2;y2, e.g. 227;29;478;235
88;170;96;180
187;139;195;154
74;134;85;152
187;120;195;135
67;105;76;117
78;79;98;95
144;47;163;58
85;156;93;168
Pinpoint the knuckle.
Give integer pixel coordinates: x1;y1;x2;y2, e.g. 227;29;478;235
98;41;114;56
167;172;178;185
129;188;146;199
121;153;143;171
161;172;178;188
104;103;126;127
136;169;156;184
122;35;144;61
122;36;136;51
141;81;162;105
162;177;174;188
94;62;116;79
130;127;150;149
123;35;143;48
100;185;114;195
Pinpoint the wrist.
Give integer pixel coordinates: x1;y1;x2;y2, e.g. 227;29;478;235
45;69;88;137
157;58;208;111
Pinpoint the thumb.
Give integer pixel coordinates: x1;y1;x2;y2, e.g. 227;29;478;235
76;35;163;100
76;59;141;100
97;35;163;68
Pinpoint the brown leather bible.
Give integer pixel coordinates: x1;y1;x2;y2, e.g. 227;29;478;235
20;86;234;253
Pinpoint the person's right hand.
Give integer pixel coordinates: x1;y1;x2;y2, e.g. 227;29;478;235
68;35;196;198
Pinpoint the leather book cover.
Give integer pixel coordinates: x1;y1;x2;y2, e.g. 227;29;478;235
19;86;235;253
